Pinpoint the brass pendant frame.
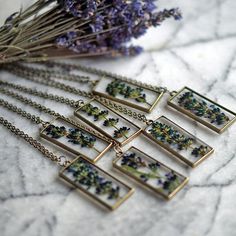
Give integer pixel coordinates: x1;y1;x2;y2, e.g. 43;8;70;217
168;87;236;134
92;77;164;113
143;116;214;168
74;98;142;146
59;156;134;211
113;147;189;200
40;117;113;163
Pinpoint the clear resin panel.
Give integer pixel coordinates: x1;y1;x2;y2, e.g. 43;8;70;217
113;147;188;200
40;117;112;163
93;77;163;113
74;99;142;146
168;87;236;133
143;116;214;167
60;157;134;210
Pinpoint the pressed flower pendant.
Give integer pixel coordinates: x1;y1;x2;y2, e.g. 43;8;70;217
143;116;214;167
93;77;164;113
60;157;134;210
113;147;188;200
40;117;113;163
168;87;236;133
74;99;142;146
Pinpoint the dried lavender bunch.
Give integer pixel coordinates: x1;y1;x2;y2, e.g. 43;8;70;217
0;0;181;63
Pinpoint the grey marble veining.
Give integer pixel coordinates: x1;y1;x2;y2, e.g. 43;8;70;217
0;0;236;236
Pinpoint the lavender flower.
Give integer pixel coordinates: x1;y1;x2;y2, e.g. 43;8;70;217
56;0;182;56
0;0;181;63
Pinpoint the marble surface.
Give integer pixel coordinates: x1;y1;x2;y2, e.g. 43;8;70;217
1;0;236;236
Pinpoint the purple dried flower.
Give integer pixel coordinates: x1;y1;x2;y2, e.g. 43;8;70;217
56;0;182;56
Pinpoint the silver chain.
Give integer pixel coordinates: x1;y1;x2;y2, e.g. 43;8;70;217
0;116;71;167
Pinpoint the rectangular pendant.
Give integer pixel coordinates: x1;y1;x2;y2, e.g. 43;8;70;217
74;99;142;146
168;87;236;133
143;116;214;167
92;77;164;113
40;117;113;163
113;147;188;200
59;157;134;210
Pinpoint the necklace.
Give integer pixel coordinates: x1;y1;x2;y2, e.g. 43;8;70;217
0;91;189;200
0;93;113;163
0;80;214;168
38;60;236;134
0;116;135;211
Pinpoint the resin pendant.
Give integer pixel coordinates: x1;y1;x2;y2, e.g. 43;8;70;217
113;147;188;200
74;99;142;146
60;157;134;210
40;117;113;163
143;116;214;167
92;77;164;113
168;87;236;133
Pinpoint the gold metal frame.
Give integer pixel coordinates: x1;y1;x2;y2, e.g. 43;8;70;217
92;77;164;113
74;98;142;146
168;87;236;134
59;156;135;211
113;146;189;200
143;116;214;168
40;117;113;163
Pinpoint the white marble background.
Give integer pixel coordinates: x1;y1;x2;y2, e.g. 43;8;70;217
0;0;236;236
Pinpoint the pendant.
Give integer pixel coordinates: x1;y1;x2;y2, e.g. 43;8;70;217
40;117;113;163
168;87;236;133
59;156;134;210
74;99;142;146
143;116;214;168
92;77;164;113
113;147;188;200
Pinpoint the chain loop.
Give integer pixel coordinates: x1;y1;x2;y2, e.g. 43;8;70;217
0;117;70;166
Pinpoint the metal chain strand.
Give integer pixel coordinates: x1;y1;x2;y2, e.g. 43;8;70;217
95;96;153;125
0;80;83;109
0;117;71;167
13;63;94;85
0;87;61;118
2;66;94;99
0;98;46;125
0;87;112;143
44;61;169;93
2;66;152;125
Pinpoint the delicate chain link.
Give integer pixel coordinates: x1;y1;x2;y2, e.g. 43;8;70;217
0;117;71;167
44;61;169;93
3;65;94;98
14;63;95;85
0;86;113;143
95;95;153;125
0;80;83;109
0;98;47;125
2;65;152;125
